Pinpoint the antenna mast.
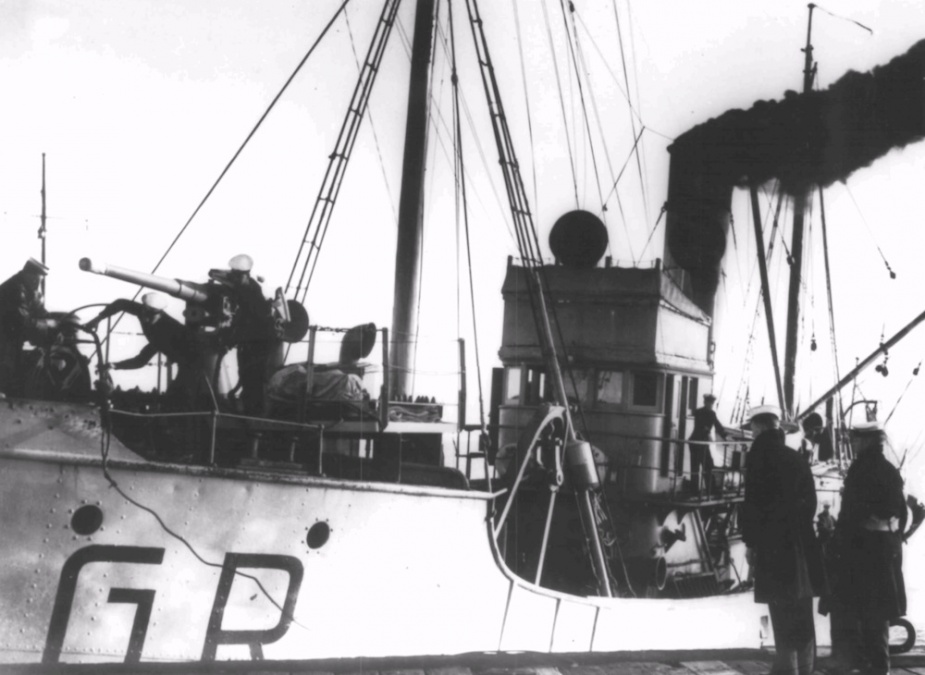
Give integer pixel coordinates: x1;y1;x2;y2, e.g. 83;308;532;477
782;3;816;417
39;153;47;296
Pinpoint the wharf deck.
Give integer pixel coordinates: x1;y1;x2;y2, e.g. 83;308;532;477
6;650;925;675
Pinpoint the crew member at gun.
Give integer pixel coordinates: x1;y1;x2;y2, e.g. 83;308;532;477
84;293;202;406
688;393;727;494
0;258;57;395
226;254;279;416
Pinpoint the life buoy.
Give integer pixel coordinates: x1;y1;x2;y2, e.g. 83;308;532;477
889;617;915;654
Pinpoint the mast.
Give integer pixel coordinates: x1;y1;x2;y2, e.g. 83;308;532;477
782;3;816;417
750;187;786;412
39;153;47;296
390;0;436;397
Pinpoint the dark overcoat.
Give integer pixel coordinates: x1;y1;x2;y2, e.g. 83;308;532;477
830;448;906;621
742;428;826;603
0;271;48;392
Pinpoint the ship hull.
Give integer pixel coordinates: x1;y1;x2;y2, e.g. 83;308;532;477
0;435;829;665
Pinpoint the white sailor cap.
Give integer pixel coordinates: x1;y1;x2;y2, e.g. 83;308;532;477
850;420;885;436
142;292;168;311
23;258;49;275
747;404;781;422
228;254;254;273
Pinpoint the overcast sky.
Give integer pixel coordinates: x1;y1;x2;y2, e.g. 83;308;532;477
3;0;925;462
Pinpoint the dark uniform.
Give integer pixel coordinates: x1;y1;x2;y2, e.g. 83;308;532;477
0;261;51;395
228;268;278;417
829;435;906;675
89;299;195;369
688;401;726;492
86;298;204;408
743;426;824;675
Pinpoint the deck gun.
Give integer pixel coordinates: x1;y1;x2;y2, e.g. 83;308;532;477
79;258;308;343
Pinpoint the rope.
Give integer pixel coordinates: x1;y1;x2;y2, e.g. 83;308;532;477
540;0;580;207
844;185;896;279
817;187;843;421
602;127;644;218
344;8;399;227
449;0;487;431
511;0;541;216
885;361;920;424
570;9;639;126
557;0;610;242
637;200;665;260
288;0;403;303
609;0;649;228
153;0;351;281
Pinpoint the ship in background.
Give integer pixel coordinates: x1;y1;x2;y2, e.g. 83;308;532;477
0;0;923;666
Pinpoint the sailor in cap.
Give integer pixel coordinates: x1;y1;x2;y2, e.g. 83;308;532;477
141;291;168;311
687;392;727;495
84;292;202;404
22;257;49;276
228;253;254;273
225;254;278;415
828;419;906;675
741;403;822;675
0;258;55;394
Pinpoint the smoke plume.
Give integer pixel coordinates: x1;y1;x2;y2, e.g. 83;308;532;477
665;39;925;315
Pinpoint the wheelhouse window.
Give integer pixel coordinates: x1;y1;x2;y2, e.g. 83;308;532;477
688;378;699;412
523;367;549;405
596;370;624;409
504;367;522;403
630;370;662;412
562;368;593;406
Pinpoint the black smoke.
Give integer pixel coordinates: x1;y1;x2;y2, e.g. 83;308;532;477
665;39;925;315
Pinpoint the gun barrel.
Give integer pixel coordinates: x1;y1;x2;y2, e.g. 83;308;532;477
79;258;210;304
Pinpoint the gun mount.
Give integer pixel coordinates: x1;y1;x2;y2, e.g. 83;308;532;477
79;258;309;343
79;257;232;329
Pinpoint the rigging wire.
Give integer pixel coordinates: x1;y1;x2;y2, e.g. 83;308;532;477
566;4;624;232
511;0;541;217
394;10;414;57
98;0;353;345
464;0;614;595
152;0;351;283
608;0;649;228
802;190;817;406
817;187;844;422
637;199;664;260
730;184;782;420
287;0;403;304
556;0;612;241
569;10;639;127
844;185;896;279
539;0;580;207
344;8;399;226
448;0;486;432
885;361;921;424
601;127;644;213
429;17;514;246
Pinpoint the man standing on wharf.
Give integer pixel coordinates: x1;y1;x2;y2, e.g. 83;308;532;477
742;404;824;675
828;421;906;675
